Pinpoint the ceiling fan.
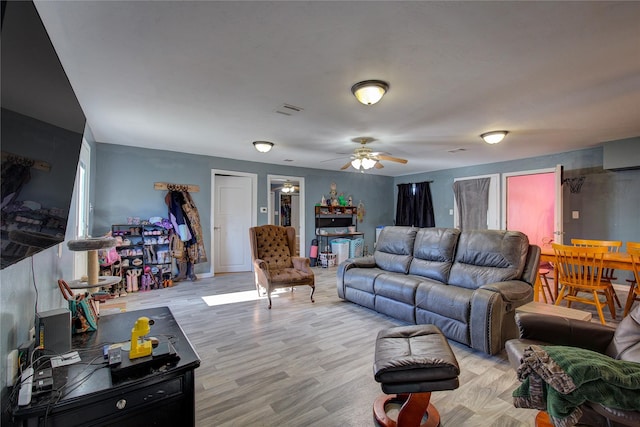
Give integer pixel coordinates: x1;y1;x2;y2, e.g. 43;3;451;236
340;137;408;171
273;181;299;193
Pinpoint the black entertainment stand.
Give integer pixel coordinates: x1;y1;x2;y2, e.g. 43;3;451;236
12;306;200;427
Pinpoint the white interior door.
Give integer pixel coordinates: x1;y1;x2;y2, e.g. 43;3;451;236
212;172;256;273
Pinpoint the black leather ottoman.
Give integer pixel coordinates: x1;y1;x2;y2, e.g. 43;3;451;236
373;325;460;427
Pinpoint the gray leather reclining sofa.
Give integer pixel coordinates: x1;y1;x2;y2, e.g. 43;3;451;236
337;226;541;355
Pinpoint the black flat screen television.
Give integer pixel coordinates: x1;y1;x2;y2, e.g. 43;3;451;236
1;1;86;269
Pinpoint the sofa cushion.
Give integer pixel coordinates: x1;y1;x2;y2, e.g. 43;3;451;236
374;273;423;305
415;281;473;345
409;228;460;282
343;267;385;293
374;226;418;274
415;280;473;323
375;297;416;324
344;287;376;309
448;230;529;290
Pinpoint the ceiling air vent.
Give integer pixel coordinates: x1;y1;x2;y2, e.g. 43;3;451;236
447;148;467;153
275;103;304;116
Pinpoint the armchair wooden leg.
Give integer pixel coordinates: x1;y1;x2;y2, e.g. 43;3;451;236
309;285;315;303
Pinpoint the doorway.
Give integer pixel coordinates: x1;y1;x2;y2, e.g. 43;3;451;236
502;165;563;246
211;170;257;274
267;175;305;257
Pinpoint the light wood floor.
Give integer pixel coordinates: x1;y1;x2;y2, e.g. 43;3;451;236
112;267;544;427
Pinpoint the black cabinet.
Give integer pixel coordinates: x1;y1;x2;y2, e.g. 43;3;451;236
12;307;200;427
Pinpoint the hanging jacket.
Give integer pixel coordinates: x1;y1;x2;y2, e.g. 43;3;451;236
165;191;192;242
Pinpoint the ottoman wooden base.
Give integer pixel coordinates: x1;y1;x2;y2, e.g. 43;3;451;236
373;325;459;427
373;392;440;427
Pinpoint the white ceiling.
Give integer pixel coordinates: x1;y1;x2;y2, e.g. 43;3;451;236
34;1;640;177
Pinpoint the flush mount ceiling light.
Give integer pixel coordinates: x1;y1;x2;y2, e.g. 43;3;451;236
351;80;389;105
253;141;274;153
480;130;508;144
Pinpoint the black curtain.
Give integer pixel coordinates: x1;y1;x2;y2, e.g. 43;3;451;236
395;183;413;226
413;181;435;227
395;181;435;227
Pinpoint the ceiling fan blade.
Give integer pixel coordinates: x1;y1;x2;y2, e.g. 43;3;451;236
376;154;408;164
340;161;352;170
375;162;384;169
321;156;350;163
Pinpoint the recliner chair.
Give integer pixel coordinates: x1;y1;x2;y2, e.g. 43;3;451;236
506;306;640;427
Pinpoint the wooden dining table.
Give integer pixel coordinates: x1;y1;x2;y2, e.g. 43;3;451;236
535;247;635;302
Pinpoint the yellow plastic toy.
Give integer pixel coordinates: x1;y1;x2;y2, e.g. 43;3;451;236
129;317;154;359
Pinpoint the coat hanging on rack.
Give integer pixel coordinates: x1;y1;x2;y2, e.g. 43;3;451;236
180;191;207;264
164;190;207;264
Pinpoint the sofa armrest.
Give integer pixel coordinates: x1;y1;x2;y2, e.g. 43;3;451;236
336;256;376;299
345;255;376;268
253;258;270;285
470;281;533;355
520;245;541;286
292;256;312;274
479;280;533;304
514;312;615;353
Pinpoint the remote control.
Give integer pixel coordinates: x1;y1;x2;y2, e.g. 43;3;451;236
108;347;122;366
18;367;33;406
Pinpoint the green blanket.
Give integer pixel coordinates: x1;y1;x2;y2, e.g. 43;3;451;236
513;345;640;427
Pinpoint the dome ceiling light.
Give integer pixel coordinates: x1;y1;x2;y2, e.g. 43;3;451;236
480;131;508;144
253;140;274;153
351;80;389;105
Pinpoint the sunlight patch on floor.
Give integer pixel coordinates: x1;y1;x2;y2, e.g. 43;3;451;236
201;289;287;306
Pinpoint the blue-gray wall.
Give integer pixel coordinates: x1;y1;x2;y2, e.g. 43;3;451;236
92;143;395;273
395;146;640;243
2;137;638;411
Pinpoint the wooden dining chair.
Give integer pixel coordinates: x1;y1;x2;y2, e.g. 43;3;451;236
571;238;623;318
553;243;612;324
538;262;555;303
623;242;640;317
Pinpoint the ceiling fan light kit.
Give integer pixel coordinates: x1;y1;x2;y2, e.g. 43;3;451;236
351;80;389;105
480;130;508;144
253;140;274;153
281;182;295;193
342;137;407;172
351;157;377;171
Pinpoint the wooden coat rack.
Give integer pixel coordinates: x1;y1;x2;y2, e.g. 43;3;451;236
154;182;200;193
1;151;51;172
